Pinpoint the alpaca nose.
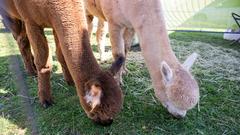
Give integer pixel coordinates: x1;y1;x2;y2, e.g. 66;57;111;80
164;102;187;118
93;118;113;126
170;110;187;119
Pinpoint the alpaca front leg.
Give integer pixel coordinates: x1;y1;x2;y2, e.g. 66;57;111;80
96;20;108;62
108;24;125;85
123;28;135;74
25;23;53;107
2;15;36;75
53;30;74;86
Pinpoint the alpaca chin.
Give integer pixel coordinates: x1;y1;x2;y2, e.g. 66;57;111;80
164;101;187;118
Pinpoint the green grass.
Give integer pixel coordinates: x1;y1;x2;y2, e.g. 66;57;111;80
0;24;240;134
0;31;28;135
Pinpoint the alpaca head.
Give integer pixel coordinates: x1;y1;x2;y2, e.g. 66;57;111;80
160;53;199;118
83;57;124;126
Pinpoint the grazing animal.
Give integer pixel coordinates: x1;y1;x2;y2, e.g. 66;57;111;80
84;0;199;118
0;0;124;125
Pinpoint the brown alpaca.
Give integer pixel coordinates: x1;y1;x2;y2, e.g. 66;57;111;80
0;0;124;125
85;0;199;118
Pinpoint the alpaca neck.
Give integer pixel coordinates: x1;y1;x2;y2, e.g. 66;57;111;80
133;1;181;103
51;0;101;84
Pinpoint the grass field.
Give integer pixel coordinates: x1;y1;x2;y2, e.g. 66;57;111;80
0;23;240;134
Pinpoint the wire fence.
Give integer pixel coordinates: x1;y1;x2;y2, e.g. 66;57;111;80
162;0;240;33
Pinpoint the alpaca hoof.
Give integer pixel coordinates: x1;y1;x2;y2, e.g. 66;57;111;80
25;63;37;76
119;76;124;86
122;68;129;75
63;74;74;86
119;80;124;86
26;69;37;76
66;80;75;86
114;76;123;86
41;99;54;108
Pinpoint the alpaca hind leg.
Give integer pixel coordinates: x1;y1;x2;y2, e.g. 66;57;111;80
108;24;125;85
2;15;36;75
122;28;134;74
25;23;53;107
53;30;74;86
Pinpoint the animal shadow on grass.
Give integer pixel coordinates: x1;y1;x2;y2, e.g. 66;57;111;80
0;54;32;134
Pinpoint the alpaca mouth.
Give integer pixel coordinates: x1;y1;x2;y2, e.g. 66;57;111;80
88;112;114;126
169;110;186;119
164;101;187;118
92;117;113;126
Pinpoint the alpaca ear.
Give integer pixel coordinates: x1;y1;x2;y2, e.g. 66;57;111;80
109;56;125;75
182;52;198;71
160;61;173;85
84;84;102;112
